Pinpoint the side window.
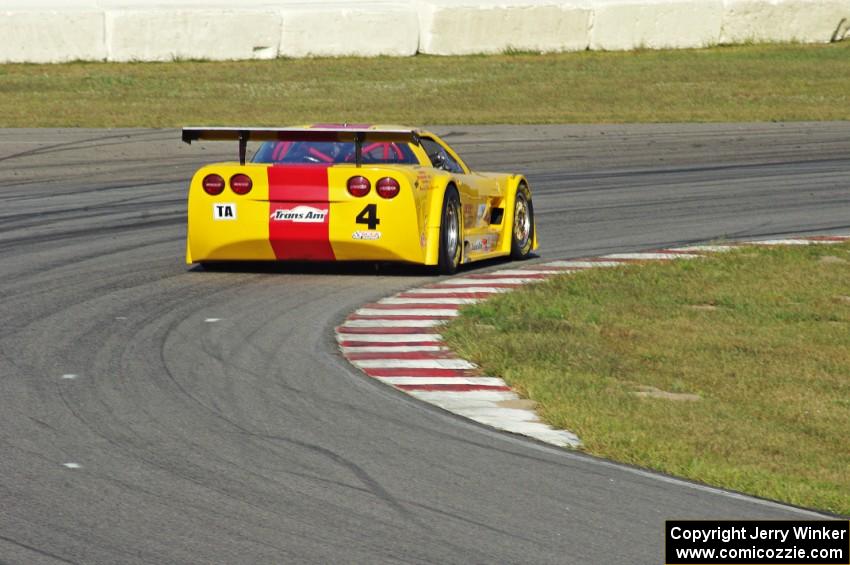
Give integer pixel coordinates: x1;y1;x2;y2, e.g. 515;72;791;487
421;138;464;174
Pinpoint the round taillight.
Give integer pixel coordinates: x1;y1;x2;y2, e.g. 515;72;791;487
347;176;371;197
230;173;252;195
202;174;225;195
376;177;400;199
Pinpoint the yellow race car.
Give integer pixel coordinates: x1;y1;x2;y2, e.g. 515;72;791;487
182;124;537;274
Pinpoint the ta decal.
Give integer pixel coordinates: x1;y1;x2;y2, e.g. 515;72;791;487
213;203;237;220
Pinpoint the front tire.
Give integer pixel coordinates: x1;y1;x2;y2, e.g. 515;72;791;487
438;187;462;275
510;184;534;260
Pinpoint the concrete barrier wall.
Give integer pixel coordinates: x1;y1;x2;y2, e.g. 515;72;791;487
416;1;592;55
1;0;848;63
106;9;283;62
0;9;106;63
722;0;850;44
589;0;724;51
279;2;419;57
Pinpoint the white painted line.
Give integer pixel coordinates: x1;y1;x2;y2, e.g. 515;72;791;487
341;319;443;328
523;266;581;272
667;245;735;253
744;239;812;245
490;420;574;437
772;239;847;245
437;277;543;285
342;345;447;353
61;374;78;380
335;333;443;343
488;269;561;276
62;463;82;469
542;260;624;268
115;316;128;320
495;424;581;448
378;297;481;305
406;394;581;448
377;376;506;386
421;397;506;410
404;287;509;295
204;318;221;323
602;252;699;260
355;308;459;317
352;358;477;370
453;406;540;422
407;390;520;402
531;433;582;448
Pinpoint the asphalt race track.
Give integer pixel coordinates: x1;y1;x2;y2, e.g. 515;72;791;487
1;124;848;564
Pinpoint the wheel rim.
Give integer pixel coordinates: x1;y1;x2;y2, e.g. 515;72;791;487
446;201;460;265
514;195;531;249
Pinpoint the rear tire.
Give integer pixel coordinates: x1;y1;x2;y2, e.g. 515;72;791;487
510;184;534;260
438;187;462;275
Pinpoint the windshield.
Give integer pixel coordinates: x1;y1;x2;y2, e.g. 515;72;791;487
253;141;419;165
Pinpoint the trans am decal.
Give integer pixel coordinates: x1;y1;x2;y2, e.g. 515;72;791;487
270;206;328;222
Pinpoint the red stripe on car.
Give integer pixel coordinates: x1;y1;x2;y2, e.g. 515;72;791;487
268;165;335;261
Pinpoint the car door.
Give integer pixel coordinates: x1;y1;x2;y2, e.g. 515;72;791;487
420;136;503;256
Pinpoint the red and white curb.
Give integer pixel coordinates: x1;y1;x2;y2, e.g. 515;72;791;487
336;234;849;449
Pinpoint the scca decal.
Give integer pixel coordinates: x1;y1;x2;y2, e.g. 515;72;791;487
270;206;328;223
352;230;381;240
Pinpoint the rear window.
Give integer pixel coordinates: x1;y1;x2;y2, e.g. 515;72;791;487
253;141;418;165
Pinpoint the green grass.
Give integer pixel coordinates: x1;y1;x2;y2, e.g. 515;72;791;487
442;243;850;515
1;43;849;127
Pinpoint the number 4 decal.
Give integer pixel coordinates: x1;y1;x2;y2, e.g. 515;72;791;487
356;204;380;230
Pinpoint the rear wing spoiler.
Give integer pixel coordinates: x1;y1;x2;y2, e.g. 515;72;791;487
181;127;421;166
